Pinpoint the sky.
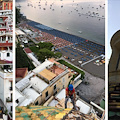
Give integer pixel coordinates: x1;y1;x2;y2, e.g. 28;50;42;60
108;0;120;59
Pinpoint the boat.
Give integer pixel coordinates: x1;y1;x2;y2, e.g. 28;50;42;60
78;31;82;34
67;28;69;30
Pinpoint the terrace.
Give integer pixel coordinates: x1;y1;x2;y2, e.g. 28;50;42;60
48;65;65;76
38;63;66;84
32;61;68;86
39;69;56;82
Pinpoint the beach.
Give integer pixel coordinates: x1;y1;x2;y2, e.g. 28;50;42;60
16;0;105;45
17;19;105;79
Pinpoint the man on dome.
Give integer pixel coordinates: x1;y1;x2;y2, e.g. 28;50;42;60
65;84;77;110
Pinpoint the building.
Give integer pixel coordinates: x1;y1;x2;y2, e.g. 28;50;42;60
15;59;72;106
16;68;28;82
0;10;13;33
0;10;13;70
109;30;120;119
0;5;13;119
0;0;13;10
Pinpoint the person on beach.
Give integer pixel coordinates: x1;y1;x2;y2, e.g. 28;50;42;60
65;84;77;110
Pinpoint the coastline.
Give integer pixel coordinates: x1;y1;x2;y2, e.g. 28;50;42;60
26;19;105;47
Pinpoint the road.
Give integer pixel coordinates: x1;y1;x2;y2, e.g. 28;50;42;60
61;57;105;104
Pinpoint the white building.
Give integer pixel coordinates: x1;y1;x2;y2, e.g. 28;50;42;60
0;72;13;112
0;9;13;118
15;59;70;106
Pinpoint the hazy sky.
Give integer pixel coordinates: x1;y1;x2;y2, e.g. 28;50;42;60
108;0;120;59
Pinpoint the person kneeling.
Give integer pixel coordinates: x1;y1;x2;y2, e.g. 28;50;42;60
65;84;77;110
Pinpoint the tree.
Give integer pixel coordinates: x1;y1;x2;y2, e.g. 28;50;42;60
38;42;54;51
16;43;35;70
37;48;54;62
54;52;62;58
16;7;21;24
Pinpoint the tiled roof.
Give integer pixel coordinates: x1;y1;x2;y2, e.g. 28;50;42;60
15;106;71;120
39;69;56;81
24;48;32;53
16;68;28;78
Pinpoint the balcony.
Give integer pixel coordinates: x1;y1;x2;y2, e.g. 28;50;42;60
0;42;12;47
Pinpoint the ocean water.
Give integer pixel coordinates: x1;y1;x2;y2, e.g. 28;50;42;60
16;0;105;45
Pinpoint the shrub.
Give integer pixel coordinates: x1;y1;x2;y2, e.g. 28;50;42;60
58;60;85;79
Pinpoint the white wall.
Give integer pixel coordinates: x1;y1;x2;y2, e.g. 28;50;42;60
4;78;12;103
0;72;13;113
0;51;13;61
6;102;13;112
0;76;4;103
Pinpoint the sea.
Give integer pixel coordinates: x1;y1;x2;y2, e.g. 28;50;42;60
16;0;105;46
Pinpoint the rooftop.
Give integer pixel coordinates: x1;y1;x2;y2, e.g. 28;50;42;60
39;69;56;81
22;88;40;102
15;28;25;35
15;89;33;107
15;106;102;120
15;72;34;91
15;106;71;120
16;68;28;78
49;58;60;65
33;60;53;73
48;65;65;76
24;48;32;54
30;76;48;92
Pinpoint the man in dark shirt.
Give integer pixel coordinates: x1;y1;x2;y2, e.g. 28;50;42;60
65;84;76;110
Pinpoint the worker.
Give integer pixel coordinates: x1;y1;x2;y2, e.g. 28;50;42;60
65;84;77;110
